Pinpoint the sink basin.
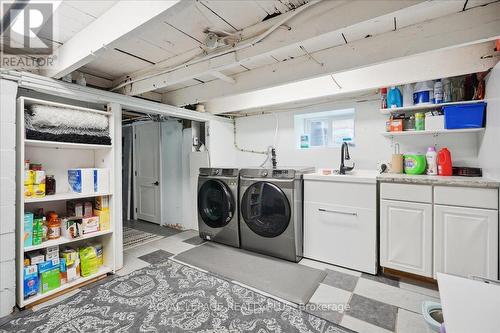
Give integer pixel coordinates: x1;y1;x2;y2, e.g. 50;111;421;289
304;169;379;184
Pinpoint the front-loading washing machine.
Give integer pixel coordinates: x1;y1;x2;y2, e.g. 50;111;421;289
197;167;239;247
239;167;314;262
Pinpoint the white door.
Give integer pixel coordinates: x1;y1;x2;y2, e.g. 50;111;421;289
380;200;433;277
133;122;161;224
434;205;498;279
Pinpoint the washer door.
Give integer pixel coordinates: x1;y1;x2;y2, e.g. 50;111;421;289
241;181;291;238
198;179;235;228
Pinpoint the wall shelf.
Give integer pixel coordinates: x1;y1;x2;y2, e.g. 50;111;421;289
17;96;116;308
25;192;112;203
23;230;113;252
25;140;112;150
380;100;485;115
22;266;112;307
382;128;485;138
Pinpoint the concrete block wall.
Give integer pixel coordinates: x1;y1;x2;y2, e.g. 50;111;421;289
0;79;17;317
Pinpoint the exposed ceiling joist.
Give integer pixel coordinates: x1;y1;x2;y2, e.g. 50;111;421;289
163;1;500;106
122;0;425;96
41;0;184;79
209;71;236;84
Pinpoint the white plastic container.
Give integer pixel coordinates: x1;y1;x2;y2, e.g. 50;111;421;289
413;81;434;105
425;115;445;131
94;168;110;193
402;84;414;107
426;147;438;175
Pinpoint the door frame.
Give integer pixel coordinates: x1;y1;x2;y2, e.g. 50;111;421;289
132;121;162;224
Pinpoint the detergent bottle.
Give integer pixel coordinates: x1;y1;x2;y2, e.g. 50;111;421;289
437;148;452;176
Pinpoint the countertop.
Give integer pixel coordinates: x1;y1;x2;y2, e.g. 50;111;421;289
377;173;500;188
303;170;379;184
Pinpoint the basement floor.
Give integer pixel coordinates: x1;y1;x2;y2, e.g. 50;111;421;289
1;222;438;333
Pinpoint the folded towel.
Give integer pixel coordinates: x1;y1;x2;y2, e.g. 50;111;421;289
28;104;109;130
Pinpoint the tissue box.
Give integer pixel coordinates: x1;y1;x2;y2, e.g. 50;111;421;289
68;168;95;194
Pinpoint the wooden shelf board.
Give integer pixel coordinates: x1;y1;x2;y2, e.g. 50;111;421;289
25;192;112;203
25;140;112;150
24;230;113;252
382;128;484;137
380;100;485;114
21;266;112;307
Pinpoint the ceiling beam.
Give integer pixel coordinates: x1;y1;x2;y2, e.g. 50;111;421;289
210;71;236;84
41;0;184;79
163;1;500;106
122;0;426;96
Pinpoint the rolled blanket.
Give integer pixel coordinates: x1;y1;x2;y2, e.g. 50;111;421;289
28;104;109;130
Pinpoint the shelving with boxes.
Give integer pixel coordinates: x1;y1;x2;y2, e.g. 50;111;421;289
16;97;116;308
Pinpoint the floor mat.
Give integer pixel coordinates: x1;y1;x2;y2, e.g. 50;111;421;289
123;227;165;250
0;260;354;333
174;242;327;305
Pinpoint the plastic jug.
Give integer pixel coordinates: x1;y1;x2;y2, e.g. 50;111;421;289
437;148;452;176
387;86;403;108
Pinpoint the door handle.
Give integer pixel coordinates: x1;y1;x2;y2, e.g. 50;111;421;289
152;181;159;186
318;208;357;216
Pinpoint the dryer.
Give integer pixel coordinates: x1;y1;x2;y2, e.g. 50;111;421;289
239;167;314;262
197;167;239;247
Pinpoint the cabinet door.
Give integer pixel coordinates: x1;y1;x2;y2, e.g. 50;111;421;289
304;201;377;274
380;200;433;277
434;205;498;279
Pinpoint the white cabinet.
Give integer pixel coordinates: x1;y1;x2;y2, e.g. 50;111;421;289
303;177;377;274
434;205;498;279
380;200;433;277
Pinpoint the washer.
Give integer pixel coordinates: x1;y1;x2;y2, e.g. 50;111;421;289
197;167;239;247
239;167;314;262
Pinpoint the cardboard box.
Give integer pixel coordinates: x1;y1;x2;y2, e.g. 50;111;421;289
32;183;45;198
68;168;95;194
67;200;83;217
38;258;60;274
40;268;60;294
24;170;35;186
61;218;81;239
24;184;34;198
94;168;110;193
26;252;44;265
43;246;59;261
95;196;109;211
81;216;99;234
24;213;33;247
93;209;110;231
23;265;38;298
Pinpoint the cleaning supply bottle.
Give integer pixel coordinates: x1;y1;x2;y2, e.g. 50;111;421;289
387;86;403;108
434;79;443;104
380;88;387;109
426;147;438;175
437;148;452;176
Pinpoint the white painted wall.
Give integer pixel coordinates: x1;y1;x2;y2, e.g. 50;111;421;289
207;118;237;167
479;63;500;180
0;79;17;318
160;120;183;226
233;99;480;170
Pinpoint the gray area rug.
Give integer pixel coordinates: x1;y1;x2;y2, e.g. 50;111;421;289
174;242;327;305
0;260;353;333
123;227;164;250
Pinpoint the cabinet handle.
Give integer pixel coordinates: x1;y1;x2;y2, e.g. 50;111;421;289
318;208;357;216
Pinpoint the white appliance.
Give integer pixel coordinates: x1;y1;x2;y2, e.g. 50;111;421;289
303;171;378;274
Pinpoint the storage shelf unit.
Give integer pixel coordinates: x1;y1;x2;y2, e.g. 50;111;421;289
25;192;113;203
24;230;113;252
382;128;485;138
16;97;116;308
380;99;485;114
22;266;113;307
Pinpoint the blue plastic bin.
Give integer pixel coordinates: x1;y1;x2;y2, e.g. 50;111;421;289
444;102;486;129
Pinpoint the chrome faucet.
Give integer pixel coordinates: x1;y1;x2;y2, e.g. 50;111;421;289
339;142;354;175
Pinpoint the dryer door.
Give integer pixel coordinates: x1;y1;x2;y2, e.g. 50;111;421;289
198;179;235;228
241;181;291;238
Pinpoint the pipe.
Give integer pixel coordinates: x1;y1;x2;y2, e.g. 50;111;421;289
111;0;322;92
